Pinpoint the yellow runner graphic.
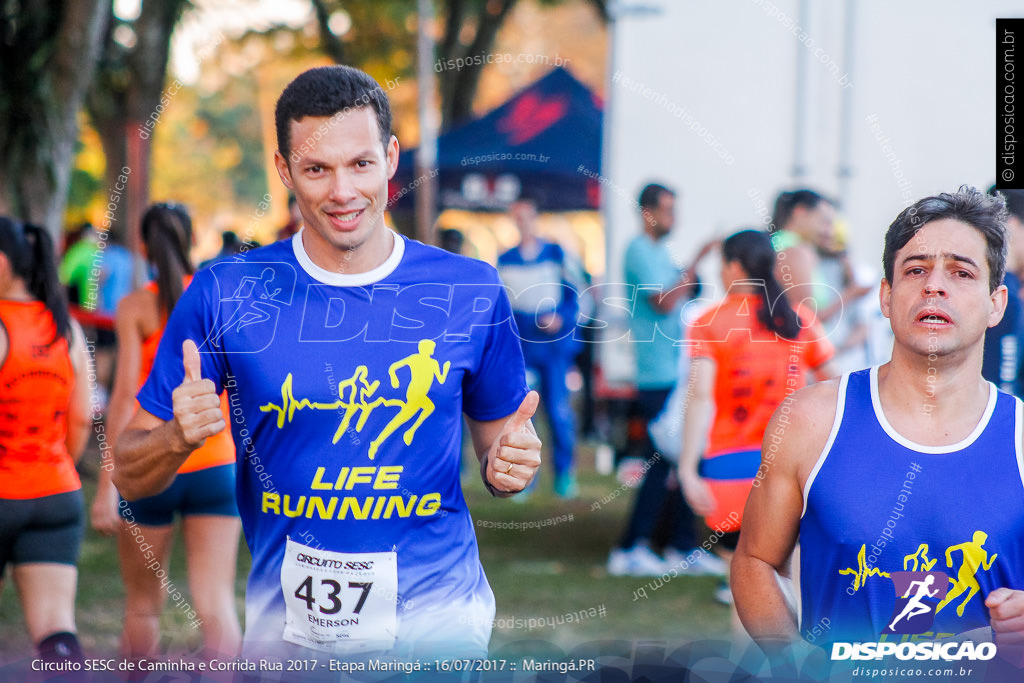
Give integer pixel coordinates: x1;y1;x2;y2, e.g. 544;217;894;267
838;532;998;617
903;543;938;572
937;531;998;617
259;340;450;459
369;340;450;459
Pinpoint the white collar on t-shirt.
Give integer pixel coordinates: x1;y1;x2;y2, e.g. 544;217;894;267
291;227;405;287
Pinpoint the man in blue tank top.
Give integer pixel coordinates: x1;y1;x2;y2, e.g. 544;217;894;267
733;187;1024;677
113;65;542;667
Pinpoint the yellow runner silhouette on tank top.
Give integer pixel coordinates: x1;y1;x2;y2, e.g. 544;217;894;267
838;531;998;616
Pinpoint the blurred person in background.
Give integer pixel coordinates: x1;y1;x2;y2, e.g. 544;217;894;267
497;194;582;498
275;193;302;241
678;229;836;609
59;221;99;308
96;232;148;402
0;216;91;670
771;189;869;324
607;182;722;576
815;218;875;373
200;230;244;269
983;185;1024;396
59;222;118;411
98;231;146;318
438;227;465;255
90;203;242;660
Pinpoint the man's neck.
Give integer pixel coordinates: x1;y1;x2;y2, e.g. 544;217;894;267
518;235;541;258
781;225;807;243
876;350;990;443
642;225;663;241
301;226;394;275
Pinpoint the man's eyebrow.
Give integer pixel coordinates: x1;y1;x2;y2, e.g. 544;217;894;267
899;252;980;269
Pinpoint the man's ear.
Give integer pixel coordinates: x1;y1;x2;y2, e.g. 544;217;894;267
274;150;294;190
386;135;399;180
879;278;891;319
988;284;1009;329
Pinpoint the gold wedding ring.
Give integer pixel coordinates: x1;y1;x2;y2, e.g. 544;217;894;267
505;462;514;474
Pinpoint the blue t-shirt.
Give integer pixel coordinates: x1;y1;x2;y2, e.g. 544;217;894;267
624;234;691;389
497;240;580;354
99;244;145;316
138;232;528;658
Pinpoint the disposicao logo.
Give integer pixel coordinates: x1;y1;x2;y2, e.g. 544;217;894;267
830;571;997;662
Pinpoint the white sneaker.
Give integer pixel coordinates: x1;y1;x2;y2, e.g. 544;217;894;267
607;544;668;577
663;547;728;577
607;548;632;576
628;544;669;576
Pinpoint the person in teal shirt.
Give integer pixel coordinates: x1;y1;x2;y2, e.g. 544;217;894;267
608;182;723;580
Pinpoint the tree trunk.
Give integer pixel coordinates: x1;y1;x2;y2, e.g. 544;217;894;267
0;0;107;242
439;0;518;130
87;0;187;243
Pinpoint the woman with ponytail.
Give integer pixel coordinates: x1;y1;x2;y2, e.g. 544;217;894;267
90;203;241;660
677;230;836;601
0;216;91;668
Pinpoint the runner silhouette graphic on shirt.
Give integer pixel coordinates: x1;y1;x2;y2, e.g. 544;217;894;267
888;574;939;631
938;530;998;617
331;365;383;444
209;267;281;348
368;340;450;459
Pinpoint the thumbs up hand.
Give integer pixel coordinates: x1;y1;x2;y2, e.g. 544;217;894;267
171;340;225;450
486;391;542;494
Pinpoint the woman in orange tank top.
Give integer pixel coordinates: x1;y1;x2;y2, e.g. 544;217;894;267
90;203;241;659
678;229;837;617
0;216;91;667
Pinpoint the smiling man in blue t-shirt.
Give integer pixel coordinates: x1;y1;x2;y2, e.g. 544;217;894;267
113;65;541;665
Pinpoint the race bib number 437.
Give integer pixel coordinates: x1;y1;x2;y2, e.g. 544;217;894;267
281;538;398;654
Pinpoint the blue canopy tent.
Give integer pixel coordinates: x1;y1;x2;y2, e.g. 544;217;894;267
389;67;603;212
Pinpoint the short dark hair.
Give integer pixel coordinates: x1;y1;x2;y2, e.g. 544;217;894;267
883;186;1008;292
989;184;1024;223
275;65;393;160
438;228;464;254
771;189;833;230
638;183;674;211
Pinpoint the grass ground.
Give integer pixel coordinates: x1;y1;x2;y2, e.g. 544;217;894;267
0;437;731;663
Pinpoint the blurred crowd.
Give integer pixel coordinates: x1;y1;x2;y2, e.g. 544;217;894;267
4;180;1024;666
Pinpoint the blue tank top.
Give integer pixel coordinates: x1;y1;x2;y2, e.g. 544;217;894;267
799;367;1024;644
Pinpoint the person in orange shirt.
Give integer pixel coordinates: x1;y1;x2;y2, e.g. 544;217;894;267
0;217;91;668
678;229;837;602
90;203;241;659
